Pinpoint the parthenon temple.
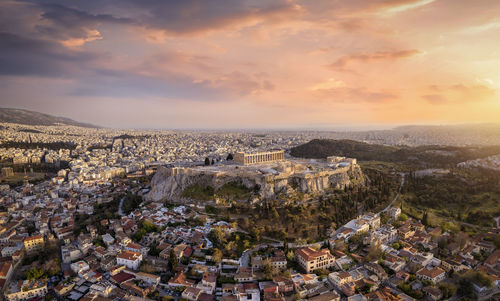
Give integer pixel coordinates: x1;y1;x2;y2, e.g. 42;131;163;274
234;150;284;165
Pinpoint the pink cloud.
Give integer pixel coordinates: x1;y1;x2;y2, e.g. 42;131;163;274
327;49;420;71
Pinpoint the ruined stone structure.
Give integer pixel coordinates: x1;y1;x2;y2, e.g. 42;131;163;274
234;150;284;165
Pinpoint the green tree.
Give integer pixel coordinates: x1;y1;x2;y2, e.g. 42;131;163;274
148;243;160;257
225;241;237;253
398;213;408;222
250;227;261;242
457;278;474;298
271;208;279;219
380;212;390;224
226;154;234;161
263;264;273;279
204;157;210;166
168;249;178;271
494;235;500;249
208;228;226;246
26;268;44;281
439;283;457;299
147;291;159;299
212;248;223;263
422;211;429;226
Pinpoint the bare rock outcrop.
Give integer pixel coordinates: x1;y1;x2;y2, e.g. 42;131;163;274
146;159;364;203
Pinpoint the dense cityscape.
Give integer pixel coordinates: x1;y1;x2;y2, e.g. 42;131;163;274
0;119;498;301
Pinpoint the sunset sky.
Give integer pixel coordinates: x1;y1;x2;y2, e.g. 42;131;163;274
1;0;499;129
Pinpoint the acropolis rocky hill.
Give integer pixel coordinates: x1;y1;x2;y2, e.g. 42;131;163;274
146;155;364;204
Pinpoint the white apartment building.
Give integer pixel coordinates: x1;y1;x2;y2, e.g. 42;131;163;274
5;280;48;301
116;250;142;270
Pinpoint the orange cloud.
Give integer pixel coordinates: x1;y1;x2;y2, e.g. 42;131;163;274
199;71;275;96
423;84;497;105
376;0;436;13
311;86;397;103
60;29;103;48
327;49;420;71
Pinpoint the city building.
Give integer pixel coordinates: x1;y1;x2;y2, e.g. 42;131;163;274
23;235;44;253
388;207;401;220
5;280;48;301
0;261;13;282
71;261;90;275
416;267;446;283
328;271;353;288
116;251;142;270
182;287;203;301
295;247;335;273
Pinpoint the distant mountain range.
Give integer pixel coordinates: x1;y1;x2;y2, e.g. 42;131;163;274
0;108;99;128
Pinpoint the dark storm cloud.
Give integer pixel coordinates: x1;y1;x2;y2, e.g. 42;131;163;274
123;0;299;35
21;0;299;35
0;0;287;100
34;3;134;40
0;32;100;77
0;1;108;77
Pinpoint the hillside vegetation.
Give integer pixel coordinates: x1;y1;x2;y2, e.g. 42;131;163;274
401;168;500;228
291;139;500;230
181;182;253;202
290;139;500;168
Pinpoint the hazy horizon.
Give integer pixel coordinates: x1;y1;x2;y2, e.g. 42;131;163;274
5;106;500;132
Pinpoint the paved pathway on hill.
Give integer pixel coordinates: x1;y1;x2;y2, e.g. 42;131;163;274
380;172;406;215
118;196;125;216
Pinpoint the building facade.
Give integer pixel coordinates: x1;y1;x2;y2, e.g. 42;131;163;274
234;150;284;165
416;267;446;283
23;235;44;253
116;251;142;270
295;247;335;273
5;280;48;301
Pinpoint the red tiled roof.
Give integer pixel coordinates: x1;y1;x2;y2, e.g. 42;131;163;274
485;250;500;266
183;247;193;257
24;235;43;242
111;271;135;284
0;261;12;278
126;242;142;250
417;267;445;279
295;247;332;261
117;250;141;261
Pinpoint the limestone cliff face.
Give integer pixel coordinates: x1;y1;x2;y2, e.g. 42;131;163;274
146;161;364;203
